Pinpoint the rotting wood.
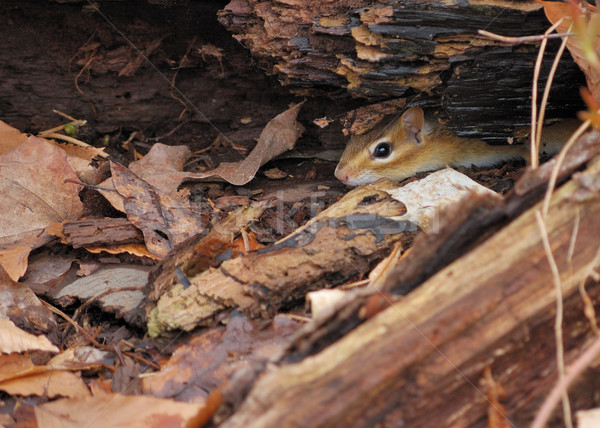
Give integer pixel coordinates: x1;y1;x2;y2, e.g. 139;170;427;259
218;0;584;142
147;201;269;301
217;151;600;427
62;218;144;248
147;185;416;336
385;131;600;295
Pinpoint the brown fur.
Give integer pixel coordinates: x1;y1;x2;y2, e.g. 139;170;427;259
335;107;556;186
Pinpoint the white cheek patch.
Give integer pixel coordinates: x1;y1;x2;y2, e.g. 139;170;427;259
345;170;384;186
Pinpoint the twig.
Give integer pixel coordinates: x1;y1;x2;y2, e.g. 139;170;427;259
478;29;573;44
38;113;87;136
531;19;564;169
52;110;81;122
535;24;572;156
40;299;160;370
535;210;572;428
170;36;197;121
564;209;599;335
147;122;185;142
72;286;145;323
542;120;591;217
41;299;104;348
39;132;109;159
530;335;600;428
74;53;98;114
579;279;600;335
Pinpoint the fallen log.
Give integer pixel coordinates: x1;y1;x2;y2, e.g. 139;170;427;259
147;185;416;336
218;136;600;427
218;0;585;142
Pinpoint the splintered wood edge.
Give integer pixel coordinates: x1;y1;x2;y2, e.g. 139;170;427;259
147;185;410;336
220;156;600;427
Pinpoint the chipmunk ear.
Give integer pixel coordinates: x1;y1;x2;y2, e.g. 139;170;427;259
399;107;424;145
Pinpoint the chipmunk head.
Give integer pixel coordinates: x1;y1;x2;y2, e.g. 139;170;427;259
335;107;427;186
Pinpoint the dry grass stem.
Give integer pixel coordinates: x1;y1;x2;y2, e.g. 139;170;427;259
531;19;564;169
530;335;600;428
542;120;592;217
535;24;572;154
478;30;573;44
535;210;572;428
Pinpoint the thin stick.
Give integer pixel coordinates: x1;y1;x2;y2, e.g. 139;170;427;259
40;132;109;159
52;110;81;122
39;120;87;136
530;336;600;428
40;299;103;348
535;210;572;428
535;24;571;155
478;29;573;44
40;299;160;370
542;120;591;217
531;19;564;169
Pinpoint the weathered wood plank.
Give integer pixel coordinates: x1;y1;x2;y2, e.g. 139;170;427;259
219;151;600;427
62;218;143;248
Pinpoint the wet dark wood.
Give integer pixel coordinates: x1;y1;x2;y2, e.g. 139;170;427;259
219;0;585;142
0;0;302;152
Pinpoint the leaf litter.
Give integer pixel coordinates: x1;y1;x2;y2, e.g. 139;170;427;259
0;102;323;427
0;93;518;426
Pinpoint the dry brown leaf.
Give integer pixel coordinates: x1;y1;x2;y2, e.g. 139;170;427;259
121;103;303;189
44;221;68;243
181;101;304;185
0;318;58;354
539;1;600;100
35;393;210;428
0;121;28;155
111;162;174;256
98;162;206;257
0;370;90;399
0;348;105;399
85;244;160;259
22;251;74;284
50;141;105;185
128;143;192;194
47;346;113;371
0;136;83;280
96;177;125;212
0;271;58;334
263;167;288;179
0;353;36;382
0;239;42;283
143;315;299;401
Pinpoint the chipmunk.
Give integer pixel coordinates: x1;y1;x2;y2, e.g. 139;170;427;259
335;107;578;186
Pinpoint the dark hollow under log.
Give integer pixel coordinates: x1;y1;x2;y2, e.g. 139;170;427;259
218;0;586;142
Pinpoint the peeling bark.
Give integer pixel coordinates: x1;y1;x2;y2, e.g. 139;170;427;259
219;136;600;428
218;0;585;142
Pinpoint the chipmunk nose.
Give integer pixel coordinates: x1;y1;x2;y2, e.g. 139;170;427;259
334;166;348;183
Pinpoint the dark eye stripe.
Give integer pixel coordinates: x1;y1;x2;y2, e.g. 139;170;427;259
373;142;392;159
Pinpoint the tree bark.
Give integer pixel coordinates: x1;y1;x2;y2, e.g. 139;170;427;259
219;135;600;427
218;0;585;142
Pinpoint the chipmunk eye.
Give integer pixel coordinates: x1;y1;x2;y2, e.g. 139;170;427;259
373;142;392;159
